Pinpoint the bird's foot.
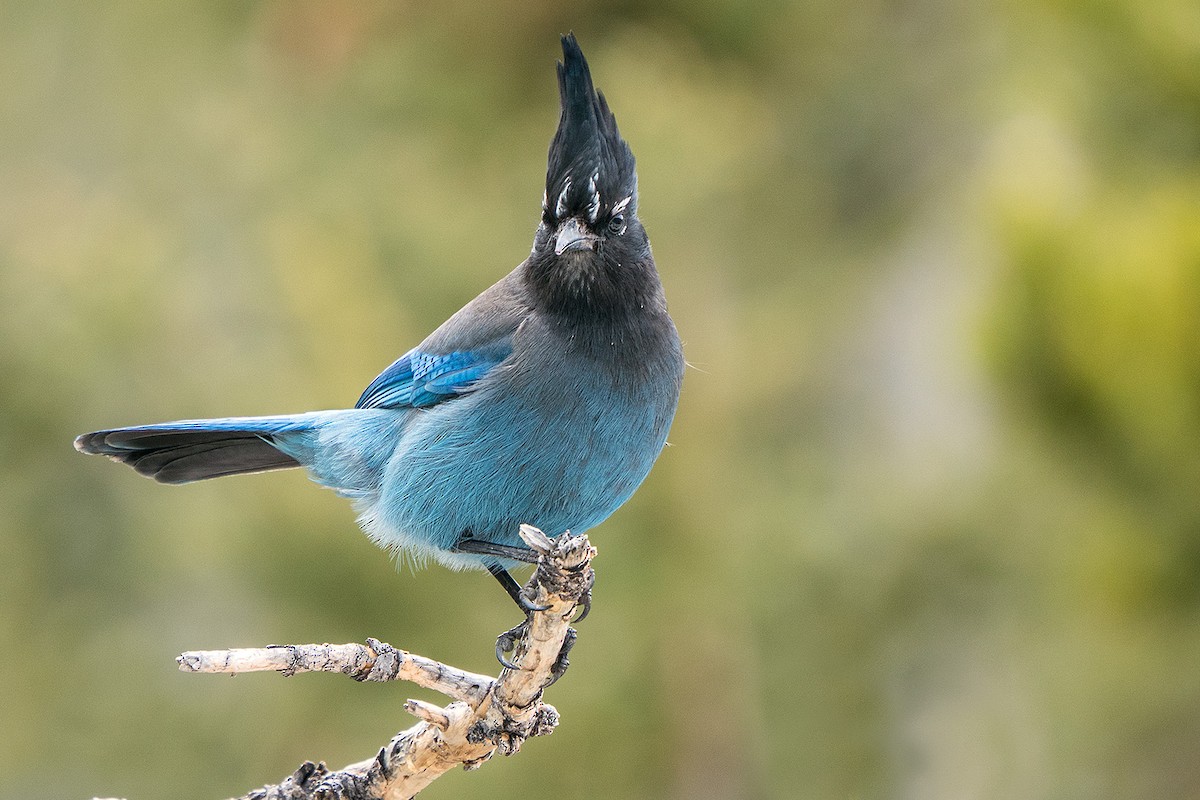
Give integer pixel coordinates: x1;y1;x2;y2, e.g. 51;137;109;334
487;564;550;613
493;617;578;682
495;619;528;670
490;527;595;673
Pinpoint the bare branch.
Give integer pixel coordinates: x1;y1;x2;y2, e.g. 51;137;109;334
174;529;595;800
178;640;494;705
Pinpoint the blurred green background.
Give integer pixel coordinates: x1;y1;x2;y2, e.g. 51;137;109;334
3;1;1199;798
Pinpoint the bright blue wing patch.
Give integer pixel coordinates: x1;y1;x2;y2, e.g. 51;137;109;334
355;354;416;409
356;348;505;410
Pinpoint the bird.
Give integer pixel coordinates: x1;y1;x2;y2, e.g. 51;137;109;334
75;33;683;631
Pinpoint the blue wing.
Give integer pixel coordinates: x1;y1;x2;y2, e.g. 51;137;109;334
355;347;508;409
356;269;530;410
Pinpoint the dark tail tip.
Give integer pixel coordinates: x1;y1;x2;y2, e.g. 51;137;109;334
74;432;102;454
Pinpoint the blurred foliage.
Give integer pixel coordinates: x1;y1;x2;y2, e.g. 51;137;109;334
2;1;1200;798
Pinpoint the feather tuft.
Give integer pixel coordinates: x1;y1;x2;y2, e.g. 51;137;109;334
545;33;637;223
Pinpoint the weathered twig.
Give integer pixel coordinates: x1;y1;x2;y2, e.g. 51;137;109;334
177;641;495;704
176;527;595;800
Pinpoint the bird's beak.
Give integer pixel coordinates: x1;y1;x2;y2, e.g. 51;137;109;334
554;218;597;255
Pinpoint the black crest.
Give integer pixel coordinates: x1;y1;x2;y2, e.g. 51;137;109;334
546;34;637;222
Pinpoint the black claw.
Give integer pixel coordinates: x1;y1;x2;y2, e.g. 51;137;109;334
519;593;552;613
495;620;528;670
571;571;595;622
572;589;591;622
489;563;552;613
496;639;520;670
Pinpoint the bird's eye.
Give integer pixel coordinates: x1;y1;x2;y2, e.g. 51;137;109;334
608;214;625;234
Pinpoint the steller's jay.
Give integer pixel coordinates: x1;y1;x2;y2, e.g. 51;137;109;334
75;34;684;625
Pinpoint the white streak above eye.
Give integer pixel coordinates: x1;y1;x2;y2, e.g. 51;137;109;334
612;195;633;215
555;178;572;218
542;188;548;211
585;171;601;223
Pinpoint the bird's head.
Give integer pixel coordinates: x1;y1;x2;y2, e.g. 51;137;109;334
527;34;657;318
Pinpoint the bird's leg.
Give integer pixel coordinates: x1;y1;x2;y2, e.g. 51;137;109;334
487;563;550;613
453;533;549;667
488;563;526;606
451;532;540;564
467;530;591;672
488;563;548;670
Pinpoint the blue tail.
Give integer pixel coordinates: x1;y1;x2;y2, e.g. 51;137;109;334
74;415;324;484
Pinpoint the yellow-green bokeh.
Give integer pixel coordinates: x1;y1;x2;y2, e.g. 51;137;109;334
3;2;1199;798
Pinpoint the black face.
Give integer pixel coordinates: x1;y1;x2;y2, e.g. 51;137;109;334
526;185;653;315
524;34;661;320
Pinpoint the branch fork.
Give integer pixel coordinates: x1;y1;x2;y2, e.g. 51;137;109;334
176;528;596;800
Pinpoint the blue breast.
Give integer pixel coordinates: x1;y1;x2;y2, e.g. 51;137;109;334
363;322;680;568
